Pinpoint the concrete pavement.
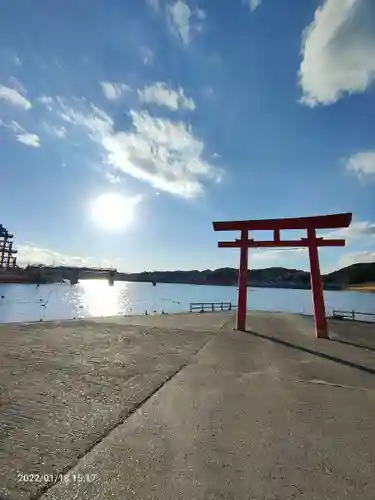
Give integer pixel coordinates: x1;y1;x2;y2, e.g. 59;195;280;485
0;312;374;499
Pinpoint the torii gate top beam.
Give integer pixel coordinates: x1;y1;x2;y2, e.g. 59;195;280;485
218;238;345;248
213;212;352;232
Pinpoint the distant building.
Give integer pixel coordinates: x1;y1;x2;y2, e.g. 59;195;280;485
0;224;17;269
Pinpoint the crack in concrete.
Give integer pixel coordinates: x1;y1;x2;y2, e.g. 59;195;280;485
299;379;373;392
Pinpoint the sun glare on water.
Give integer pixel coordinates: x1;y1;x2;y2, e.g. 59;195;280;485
91;193;139;230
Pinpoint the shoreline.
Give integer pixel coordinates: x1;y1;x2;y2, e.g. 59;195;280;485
1;308;374;327
0;279;354;291
346;284;375;293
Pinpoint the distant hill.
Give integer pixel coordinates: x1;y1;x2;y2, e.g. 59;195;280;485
325;262;375;286
116;262;375;290
20;262;375;290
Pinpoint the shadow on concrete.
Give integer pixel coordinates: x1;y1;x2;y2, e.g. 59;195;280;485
245;329;375;376
331;338;375;354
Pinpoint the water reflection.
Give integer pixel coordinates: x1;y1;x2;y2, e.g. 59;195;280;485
77;280;129;318
0;281;374;323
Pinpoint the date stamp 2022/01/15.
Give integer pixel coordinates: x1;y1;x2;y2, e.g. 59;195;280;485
17;472;98;485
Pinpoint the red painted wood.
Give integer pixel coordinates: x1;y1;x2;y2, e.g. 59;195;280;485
213;212;352;232
218;239;345;248
308;228;328;338
237;230;248;331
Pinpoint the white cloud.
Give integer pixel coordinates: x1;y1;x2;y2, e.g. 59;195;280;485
252;247;304;260
43;122;66;138
38;95;54;111
338;250;375;267
0;120;40;147
17;243;124;269
196;8;205;20
138;82;195;111
147;0;160;11
299;0;375;106
140;46;154;66
167;0;205;45
252;250;284;262
58;100;221;198
16;133;40;147
346;151;375;177
38;96;53;104
17;244;92;267
0;84;31;110
324;220;375;240
100;82;130;100
250;248;307;270
321;220;375;270
13;55;22;67
51;126;66;138
106;172;122;184
243;0;263;12
321;222;375;272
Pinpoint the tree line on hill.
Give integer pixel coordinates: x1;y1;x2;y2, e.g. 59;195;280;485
23;262;375;289
116;262;375;290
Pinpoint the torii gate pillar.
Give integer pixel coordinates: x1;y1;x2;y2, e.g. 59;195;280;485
237;230;248;332
307;228;327;338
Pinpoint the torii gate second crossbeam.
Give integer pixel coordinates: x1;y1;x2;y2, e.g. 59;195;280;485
213;213;352;339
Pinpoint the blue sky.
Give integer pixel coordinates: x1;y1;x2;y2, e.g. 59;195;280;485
0;0;374;272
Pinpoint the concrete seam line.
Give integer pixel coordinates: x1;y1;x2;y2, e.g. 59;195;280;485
219;316;234;330
32;334;214;500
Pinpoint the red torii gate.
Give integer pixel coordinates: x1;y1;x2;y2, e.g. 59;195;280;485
213;213;352;339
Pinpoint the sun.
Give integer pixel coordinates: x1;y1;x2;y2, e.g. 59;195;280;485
90;193;138;230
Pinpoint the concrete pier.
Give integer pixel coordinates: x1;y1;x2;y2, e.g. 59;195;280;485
0;312;374;499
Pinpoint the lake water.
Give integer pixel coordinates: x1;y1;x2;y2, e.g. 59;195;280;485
0;280;374;323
